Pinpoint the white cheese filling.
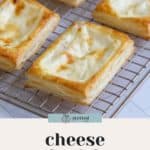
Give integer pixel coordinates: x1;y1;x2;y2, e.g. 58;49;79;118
0;1;43;48
40;24;122;82
109;0;150;18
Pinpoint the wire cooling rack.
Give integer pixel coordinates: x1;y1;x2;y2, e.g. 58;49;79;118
0;0;150;117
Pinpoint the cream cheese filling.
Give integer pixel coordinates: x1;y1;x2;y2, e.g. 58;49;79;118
0;0;43;49
109;0;150;18
40;24;122;82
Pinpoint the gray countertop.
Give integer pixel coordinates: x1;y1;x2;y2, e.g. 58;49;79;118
0;100;38;118
118;75;150;118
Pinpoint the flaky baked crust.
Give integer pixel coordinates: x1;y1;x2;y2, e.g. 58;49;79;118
93;0;150;39
0;0;60;71
58;0;85;7
26;22;134;105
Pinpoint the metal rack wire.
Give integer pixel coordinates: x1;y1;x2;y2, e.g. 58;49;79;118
0;0;149;117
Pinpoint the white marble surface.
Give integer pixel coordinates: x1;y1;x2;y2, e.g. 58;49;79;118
0;76;149;118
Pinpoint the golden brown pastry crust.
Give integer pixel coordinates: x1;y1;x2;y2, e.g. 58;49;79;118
58;0;85;7
26;22;134;105
0;0;60;71
93;0;150;39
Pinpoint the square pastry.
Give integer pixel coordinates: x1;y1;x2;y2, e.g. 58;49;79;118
0;0;60;71
93;0;150;39
58;0;85;7
26;22;134;105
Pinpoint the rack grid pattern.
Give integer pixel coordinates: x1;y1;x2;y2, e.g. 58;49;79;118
0;0;150;117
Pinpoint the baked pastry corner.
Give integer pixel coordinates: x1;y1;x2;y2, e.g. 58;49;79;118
26;22;134;105
93;0;150;39
0;0;60;71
